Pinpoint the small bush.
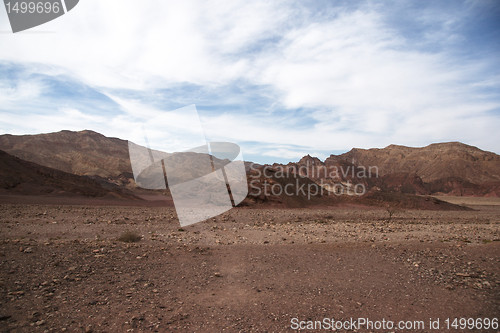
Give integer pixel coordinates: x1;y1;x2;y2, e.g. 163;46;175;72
385;205;400;221
117;231;142;243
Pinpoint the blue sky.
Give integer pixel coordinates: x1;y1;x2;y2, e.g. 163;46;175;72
0;0;499;164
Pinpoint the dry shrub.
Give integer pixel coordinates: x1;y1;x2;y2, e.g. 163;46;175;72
117;231;141;243
385;205;400;221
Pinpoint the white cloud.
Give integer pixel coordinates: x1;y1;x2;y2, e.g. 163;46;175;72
0;79;45;107
261;148;327;161
0;0;289;89
0;0;499;160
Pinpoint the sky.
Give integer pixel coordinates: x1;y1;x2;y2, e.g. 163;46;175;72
0;0;499;164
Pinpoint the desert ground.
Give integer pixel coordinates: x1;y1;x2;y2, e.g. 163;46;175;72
0;198;499;332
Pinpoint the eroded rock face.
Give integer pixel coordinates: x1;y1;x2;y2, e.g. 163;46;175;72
271;142;500;197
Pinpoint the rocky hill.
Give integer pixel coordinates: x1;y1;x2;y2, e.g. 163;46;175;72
0;149;138;199
0;130;132;178
337;142;500;184
274;143;500;197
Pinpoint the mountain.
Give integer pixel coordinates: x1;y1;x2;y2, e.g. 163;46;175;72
1;130;497;199
0;149;138;199
337;142;500;184
0;130;132;178
241;164;469;210
273;142;500;197
272;154;372;192
241;164;337;207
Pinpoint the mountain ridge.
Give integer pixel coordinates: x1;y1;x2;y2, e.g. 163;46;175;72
0;130;132;179
0;149;138;199
335;141;500;184
0;130;498;198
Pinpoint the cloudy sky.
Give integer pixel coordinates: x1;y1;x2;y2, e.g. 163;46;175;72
0;0;499;164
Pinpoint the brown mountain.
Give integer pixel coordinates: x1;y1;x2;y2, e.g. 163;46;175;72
1;130;497;199
275;142;500;197
338;142;500;184
272;154;372;194
373;172;429;195
243;164;469;210
0;149;138;199
0;130;132;178
242;164;336;207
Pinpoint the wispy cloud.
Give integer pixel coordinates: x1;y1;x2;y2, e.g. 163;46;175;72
0;0;499;162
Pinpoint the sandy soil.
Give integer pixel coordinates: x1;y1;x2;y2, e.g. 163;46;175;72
0;202;499;332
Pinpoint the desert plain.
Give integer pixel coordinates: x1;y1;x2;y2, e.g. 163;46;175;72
0;196;498;332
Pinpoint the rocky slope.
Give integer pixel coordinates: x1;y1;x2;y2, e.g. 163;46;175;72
338;142;500;183
275;143;500;197
0;150;137;199
0;130;132;178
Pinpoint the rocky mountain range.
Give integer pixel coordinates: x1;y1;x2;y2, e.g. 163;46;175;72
0;130;498;207
338;142;500;183
273;142;500;197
